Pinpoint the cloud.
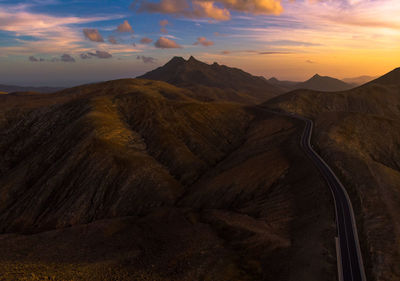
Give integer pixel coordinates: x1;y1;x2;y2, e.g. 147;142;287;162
0;6;123;56
83;28;104;42
306;59;315;64
108;36;118;44
154;37;182;48
258;51;291;54
29;56;39;62
221;50;230;54
160;19;169;33
61;53;75;62
215;0;282;15
160;19;169;27
191;1;230;20
88;50;113;59
80;53;91;59
140;37;153;44
133;0;282;20
193;37;214;46
80;50;112;59
117;20;133;32
136;55;157;63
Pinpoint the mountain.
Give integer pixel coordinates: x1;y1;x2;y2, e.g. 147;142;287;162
0;84;64;94
265;67;400;281
0;77;336;280
139;56;282;103
342;75;377;86
268;77;299;92
295;74;354;92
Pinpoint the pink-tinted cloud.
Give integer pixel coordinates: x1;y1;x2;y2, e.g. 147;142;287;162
117;20;134;32
83;28;104;42
154;37;182;48
193;37;214;46
140;37;153;44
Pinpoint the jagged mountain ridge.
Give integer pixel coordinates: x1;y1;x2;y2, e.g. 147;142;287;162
139;56;282;103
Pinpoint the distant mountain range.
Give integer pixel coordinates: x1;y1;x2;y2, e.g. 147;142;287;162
0;84;64;94
139;56;282;103
342;75;377;86
268;74;355;92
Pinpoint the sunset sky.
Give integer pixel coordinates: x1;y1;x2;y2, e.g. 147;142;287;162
0;0;399;86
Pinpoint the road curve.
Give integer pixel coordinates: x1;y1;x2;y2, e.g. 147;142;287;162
263;109;367;281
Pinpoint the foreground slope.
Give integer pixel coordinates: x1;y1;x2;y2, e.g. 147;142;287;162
139;56;282;103
265;67;400;281
0;78;336;280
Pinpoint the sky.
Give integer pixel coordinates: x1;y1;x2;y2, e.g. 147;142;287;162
0;0;399;86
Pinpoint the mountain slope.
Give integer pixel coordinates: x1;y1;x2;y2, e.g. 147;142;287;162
265;67;400;281
0;78;336;280
139;56;282;103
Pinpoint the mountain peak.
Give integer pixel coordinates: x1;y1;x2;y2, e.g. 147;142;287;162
187;55;202;64
311;74;321;79
168;56;186;64
138;56;282;103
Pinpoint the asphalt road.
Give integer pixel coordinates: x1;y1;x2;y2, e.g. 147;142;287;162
298;115;367;281
262;108;367;281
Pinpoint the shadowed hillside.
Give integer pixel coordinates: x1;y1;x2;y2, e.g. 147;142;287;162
139;56;282;104
265;67;400;281
0;78;336;280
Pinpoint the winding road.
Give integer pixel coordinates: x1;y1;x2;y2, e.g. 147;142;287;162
264;109;367;281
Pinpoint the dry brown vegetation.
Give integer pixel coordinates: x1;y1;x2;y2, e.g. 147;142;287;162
266;67;400;281
0;78;336;280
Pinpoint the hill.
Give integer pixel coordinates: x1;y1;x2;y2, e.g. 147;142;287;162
0;84;64;94
0;78;336;280
295;74;354;92
265;67;400;281
139;56;282;104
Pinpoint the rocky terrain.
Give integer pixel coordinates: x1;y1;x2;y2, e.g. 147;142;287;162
266;67;400;281
0;77;336;280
